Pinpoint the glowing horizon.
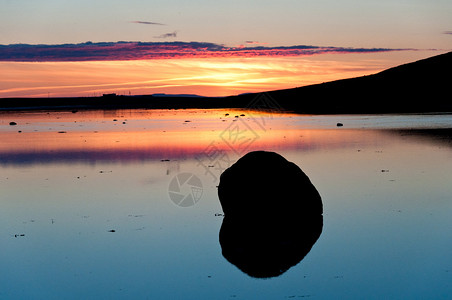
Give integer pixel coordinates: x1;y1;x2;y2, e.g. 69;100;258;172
1;0;450;99
0;50;442;98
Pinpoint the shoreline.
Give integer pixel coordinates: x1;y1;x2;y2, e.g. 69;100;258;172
0;93;451;115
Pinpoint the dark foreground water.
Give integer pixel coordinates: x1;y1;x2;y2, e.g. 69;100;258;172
1;109;451;299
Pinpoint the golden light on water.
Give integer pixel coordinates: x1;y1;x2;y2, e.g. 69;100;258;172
0;108;390;163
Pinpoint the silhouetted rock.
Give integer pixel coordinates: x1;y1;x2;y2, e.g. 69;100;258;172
218;151;323;278
218;151;322;218
9;122;17;126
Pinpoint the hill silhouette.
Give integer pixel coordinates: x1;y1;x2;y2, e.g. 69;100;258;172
230;51;452;113
1;51;451;113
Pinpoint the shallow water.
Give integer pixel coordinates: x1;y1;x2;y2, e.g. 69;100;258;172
1;109;451;299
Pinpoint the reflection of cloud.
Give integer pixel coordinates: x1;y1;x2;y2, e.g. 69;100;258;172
0;41;413;62
154;31;177;38
130;20;166;25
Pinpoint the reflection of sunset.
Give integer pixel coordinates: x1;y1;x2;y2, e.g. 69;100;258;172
0;109;387;163
0;55;393;98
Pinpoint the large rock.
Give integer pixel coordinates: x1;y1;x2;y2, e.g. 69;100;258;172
217;151;323;278
218;151;322;218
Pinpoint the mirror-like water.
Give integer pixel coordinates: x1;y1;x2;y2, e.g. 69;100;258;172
1;109;451;299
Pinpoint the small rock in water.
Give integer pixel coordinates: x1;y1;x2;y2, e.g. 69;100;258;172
9;122;17;126
336;123;343;127
108;229;116;233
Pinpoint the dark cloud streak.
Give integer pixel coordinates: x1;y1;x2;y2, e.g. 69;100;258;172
0;41;413;62
131;21;166;26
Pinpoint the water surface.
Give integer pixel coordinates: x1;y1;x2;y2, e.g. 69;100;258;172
1;109;451;299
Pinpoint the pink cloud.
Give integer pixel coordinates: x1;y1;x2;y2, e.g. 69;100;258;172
0;41;411;62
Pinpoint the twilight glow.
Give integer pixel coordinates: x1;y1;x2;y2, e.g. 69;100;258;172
0;54;419;98
1;0;451;98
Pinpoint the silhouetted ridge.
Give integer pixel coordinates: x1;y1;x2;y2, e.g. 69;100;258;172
254;51;452;113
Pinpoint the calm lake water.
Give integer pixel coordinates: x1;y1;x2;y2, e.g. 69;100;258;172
1;109;451;299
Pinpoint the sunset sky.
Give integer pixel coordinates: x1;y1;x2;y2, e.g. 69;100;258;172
1;0;451;97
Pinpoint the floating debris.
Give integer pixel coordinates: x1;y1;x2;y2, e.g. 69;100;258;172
58;131;67;133
108;229;116;233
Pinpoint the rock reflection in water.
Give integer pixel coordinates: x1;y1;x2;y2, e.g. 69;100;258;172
218;151;323;278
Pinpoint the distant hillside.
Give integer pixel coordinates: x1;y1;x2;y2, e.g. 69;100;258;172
230;51;452;113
